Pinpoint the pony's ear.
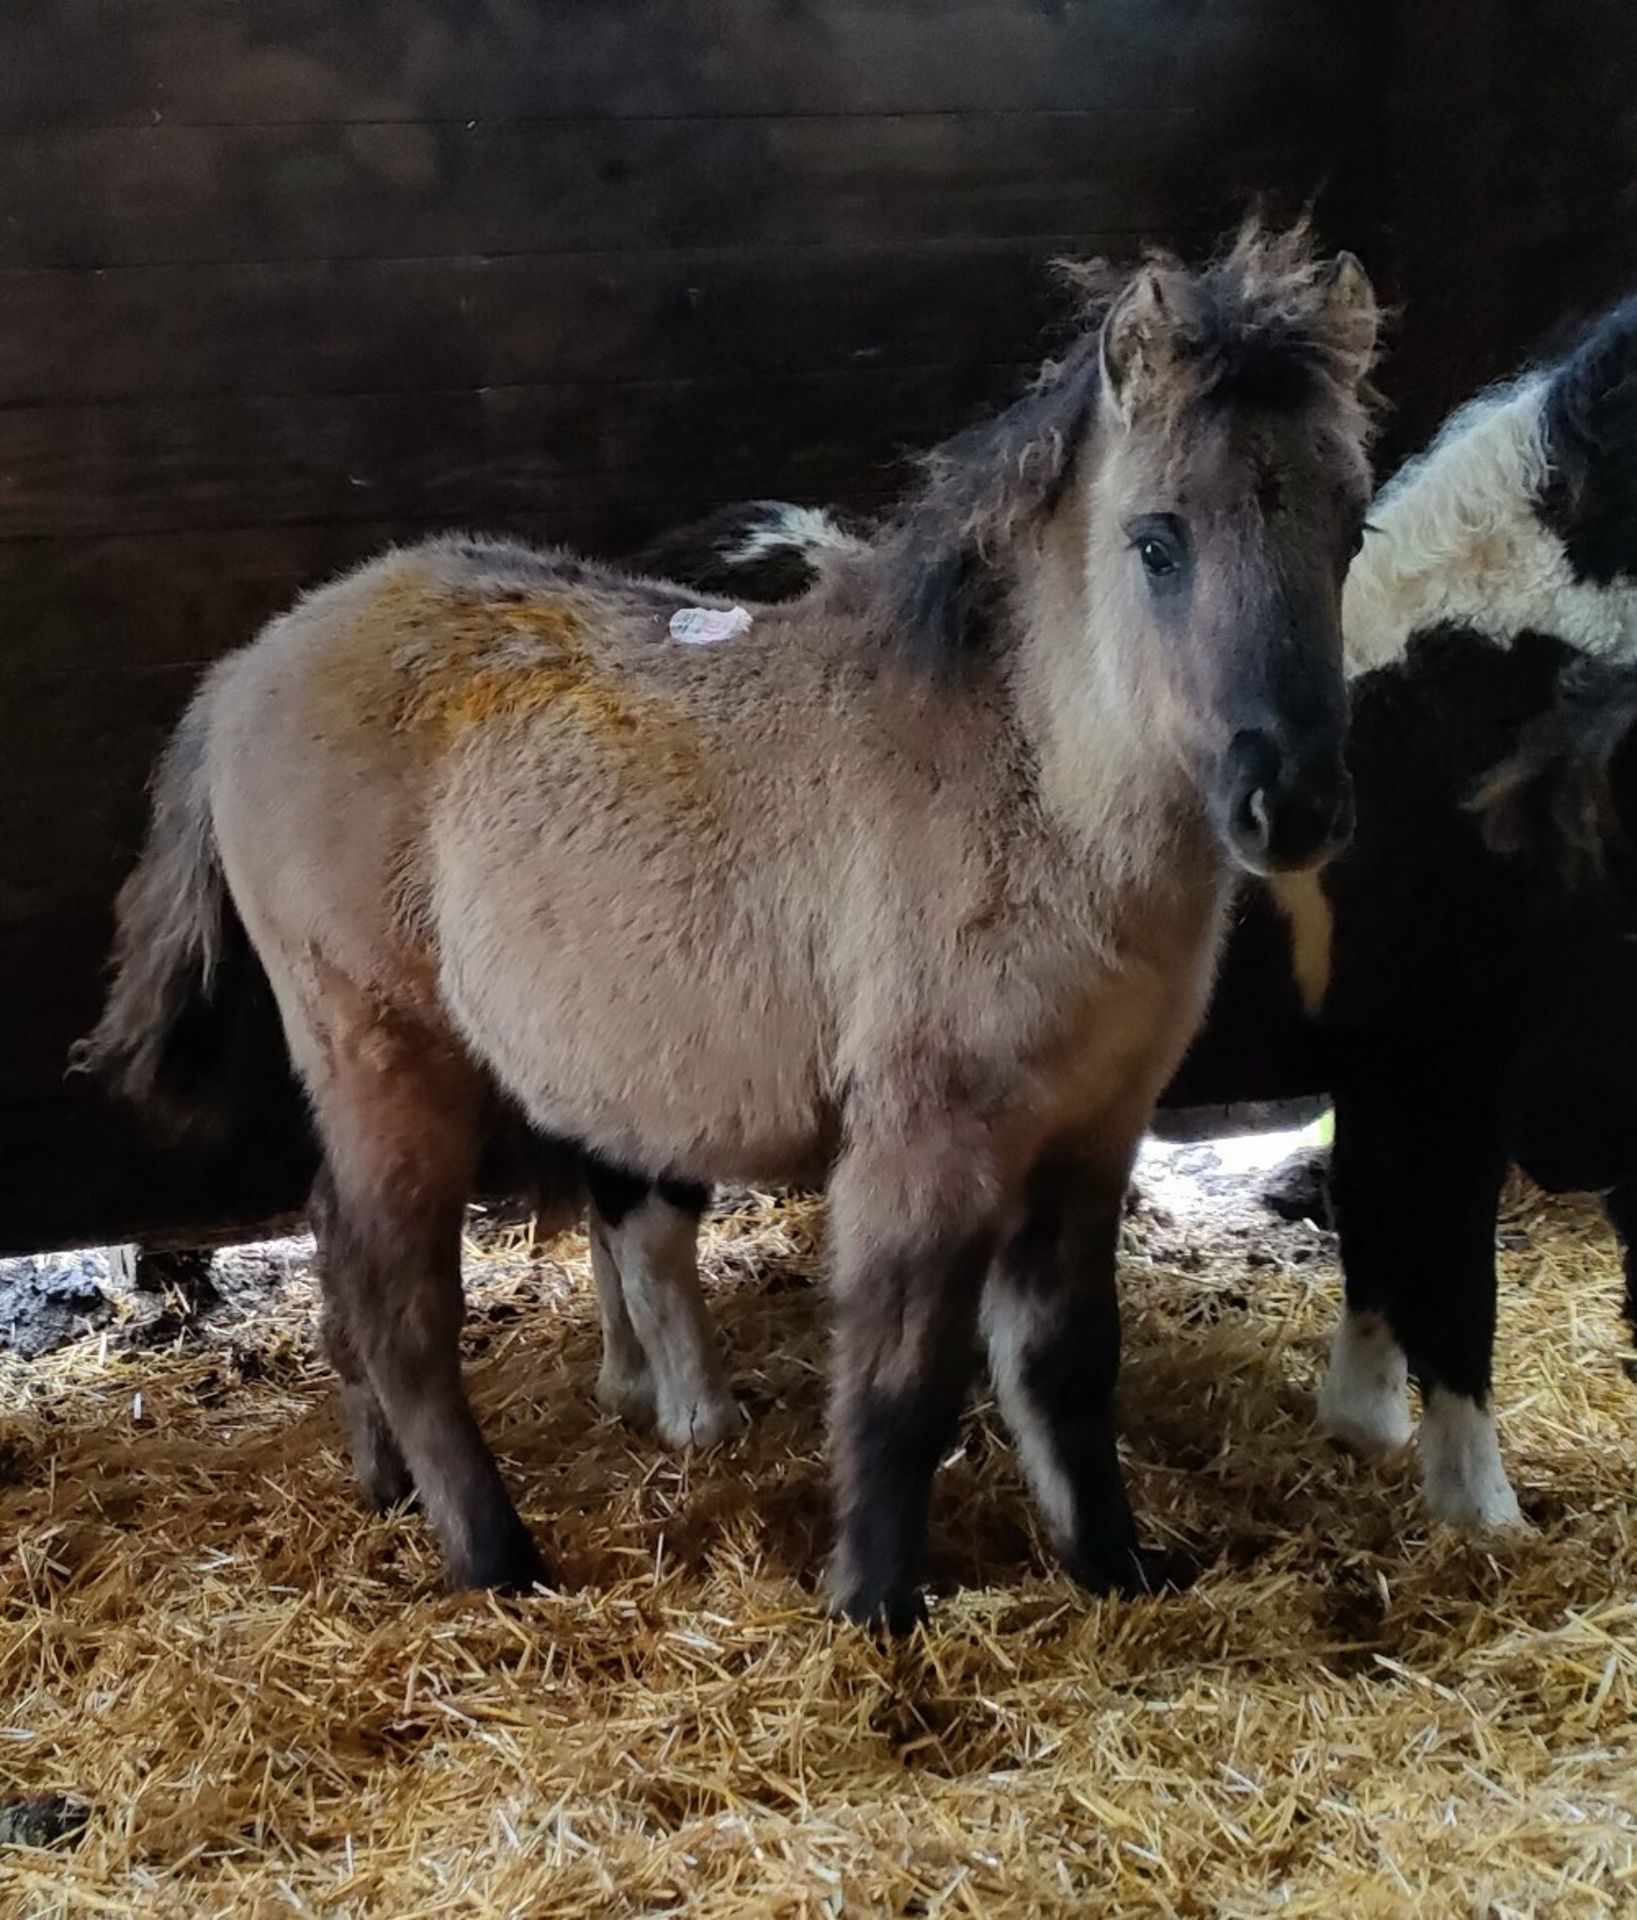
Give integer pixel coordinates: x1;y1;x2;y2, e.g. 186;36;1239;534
1544;303;1637;498
1538;299;1637;579
1099;266;1172;422
1321;251;1373;318
1317;250;1380;380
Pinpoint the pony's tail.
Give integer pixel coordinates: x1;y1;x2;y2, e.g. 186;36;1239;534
70;691;280;1139
1471;657;1637;910
630;501;870;603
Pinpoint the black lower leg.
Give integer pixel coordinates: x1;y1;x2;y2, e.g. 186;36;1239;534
829;1232;992;1632
1332;1059;1506;1405
987;1164;1139;1594
329;1189;546;1593
312;1167;412;1510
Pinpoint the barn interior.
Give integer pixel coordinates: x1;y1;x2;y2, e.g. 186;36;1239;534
3;3;1636;1913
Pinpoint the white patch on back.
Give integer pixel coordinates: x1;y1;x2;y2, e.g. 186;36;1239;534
724;504;864;566
1317;1307;1412;1453
1344;376;1637;677
1418;1385;1525;1530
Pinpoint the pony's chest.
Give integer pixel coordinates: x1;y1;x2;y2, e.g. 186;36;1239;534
1055;921;1222;1090
957;870;1228;1116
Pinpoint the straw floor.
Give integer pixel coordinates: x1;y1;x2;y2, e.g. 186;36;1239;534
2;1153;1634;1917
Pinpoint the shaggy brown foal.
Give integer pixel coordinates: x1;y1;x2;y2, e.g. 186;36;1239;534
83;227;1378;1628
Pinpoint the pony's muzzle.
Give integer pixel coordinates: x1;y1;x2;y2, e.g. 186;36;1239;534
1216;730;1354;876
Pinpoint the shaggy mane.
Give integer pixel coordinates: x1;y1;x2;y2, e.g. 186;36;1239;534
868;222;1380;665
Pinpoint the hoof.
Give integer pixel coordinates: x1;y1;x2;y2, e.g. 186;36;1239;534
596;1365;658;1432
350;1422;415;1513
654;1390;748;1451
1320;1396;1415;1457
1418;1390;1527;1534
1317;1311;1413;1455
451;1527;552;1596
356;1445;415;1514
1420;1457;1527;1534
1128;1544;1201;1596
1064;1538;1148;1600
831;1584;929;1637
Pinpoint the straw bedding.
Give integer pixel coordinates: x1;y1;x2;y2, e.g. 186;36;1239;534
2;1158;1634;1917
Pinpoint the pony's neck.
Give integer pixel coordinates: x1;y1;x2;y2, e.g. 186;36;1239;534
1005;489;1205;883
1344;377;1637;676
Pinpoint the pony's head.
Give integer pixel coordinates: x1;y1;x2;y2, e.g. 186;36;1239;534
879;227;1380;875
1079;225;1380;873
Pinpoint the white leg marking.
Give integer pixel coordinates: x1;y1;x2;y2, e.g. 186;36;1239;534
982;1283;1076;1550
1317;1308;1414;1454
1419;1386;1525;1531
590;1220;656;1429
609;1195;745;1450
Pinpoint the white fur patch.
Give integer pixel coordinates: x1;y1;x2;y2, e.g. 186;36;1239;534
1418;1387;1524;1531
1317;1308;1413;1454
982;1286;1077;1547
1345;376;1637;677
724;504;863;567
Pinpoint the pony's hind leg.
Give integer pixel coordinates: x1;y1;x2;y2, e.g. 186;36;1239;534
304;1001;547;1592
983;1152;1141;1595
589;1214;659;1430
310;1166;411;1510
585;1159;744;1449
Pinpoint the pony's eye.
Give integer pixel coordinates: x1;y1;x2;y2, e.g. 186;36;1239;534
1126;513;1186;585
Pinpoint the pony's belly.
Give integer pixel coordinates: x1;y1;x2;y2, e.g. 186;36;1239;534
445;953;831;1185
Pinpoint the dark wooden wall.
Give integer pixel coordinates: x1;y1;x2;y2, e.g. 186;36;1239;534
3;0;1634;1253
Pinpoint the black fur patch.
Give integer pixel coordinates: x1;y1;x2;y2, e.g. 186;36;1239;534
1537;296;1637;583
583;1154;706;1228
879;336;1102;669
1473;653;1637;911
831;1230;991;1631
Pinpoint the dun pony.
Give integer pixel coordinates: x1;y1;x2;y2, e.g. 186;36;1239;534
79;228;1378;1628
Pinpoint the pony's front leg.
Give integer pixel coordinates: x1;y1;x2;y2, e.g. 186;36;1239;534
826;1128;1000;1632
983;1153;1142;1595
1330;1060;1519;1531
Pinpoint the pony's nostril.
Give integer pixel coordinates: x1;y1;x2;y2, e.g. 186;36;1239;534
1235;785;1273;850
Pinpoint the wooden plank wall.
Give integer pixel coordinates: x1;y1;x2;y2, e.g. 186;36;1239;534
1;0;1632;1252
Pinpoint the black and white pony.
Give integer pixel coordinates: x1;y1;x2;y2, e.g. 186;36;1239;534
636;295;1637;1537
